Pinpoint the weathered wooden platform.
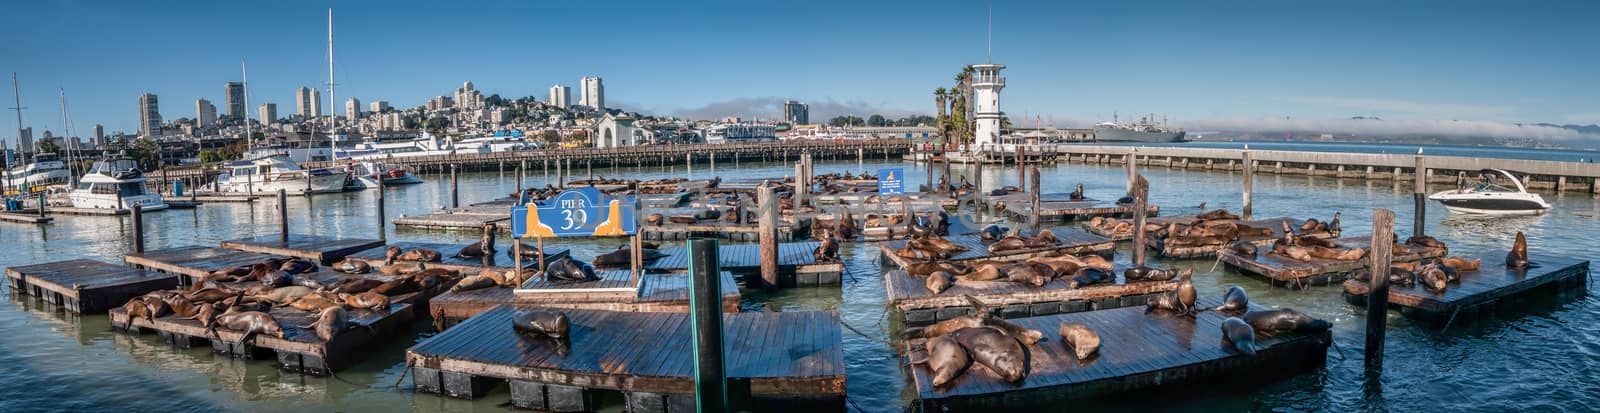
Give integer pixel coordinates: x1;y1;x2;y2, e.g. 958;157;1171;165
884;269;1177;327
1004;200;1160;223
641;221;804;242
5;259;179;313
343;242;571;274
639;241;843;287
878;227;1116;271
407;307;845;412
427;271;740;329
1220;236;1447;288
220;234;384;264
902;297;1331;410
188;194;259;203
124;245;279;286
1148;217;1332;259
0;211;53;223
45;206;128;215
1343;253;1591;326
110;297;415;375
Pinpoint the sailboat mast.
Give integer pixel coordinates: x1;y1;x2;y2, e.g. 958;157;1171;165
59;88;77;185
243;59;252;149
327;7;336;157
11;72;26;167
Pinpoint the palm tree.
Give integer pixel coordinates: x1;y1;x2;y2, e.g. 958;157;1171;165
934;88;949;146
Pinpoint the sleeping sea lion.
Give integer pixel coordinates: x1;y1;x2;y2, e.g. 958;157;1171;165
1506;231;1533;269
369;277;420;296
1417;265;1449;292
1242;308;1332;337
329;278;384;294
546;258;599;283
1227;241;1258;258
332;257;371;274
667;215;697;224
295;306;350;341
1004;264;1050;288
1196;209;1241;221
451;275;499;292
1354;266;1416;286
208;311;285;343
905;262;970;277
1068;268;1115;289
453;223;498;259
1212;286;1249;314
1293;236;1339;249
1406;235;1448;250
342;292;390;311
1124;266;1179;282
1442;257;1481;272
261;270;294;288
961;264;1006;282
512;310;570;339
1306;246;1366;261
187;288;237;304
951;326;1027;382
647;213;664;226
1221;317;1257;356
164;294;203;318
256;286;314;304
1058;322;1101;360
397;248;443;262
279;259;317;275
925;271;955;294
917;335;970;387
289;292;343;312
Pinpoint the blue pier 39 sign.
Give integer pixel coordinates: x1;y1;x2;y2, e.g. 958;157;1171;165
878;168;904;195
511;187;639;238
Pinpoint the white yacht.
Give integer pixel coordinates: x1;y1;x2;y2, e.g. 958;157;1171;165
212;155;349;194
6;152;72;192
333;132;461;161
346;160;423;189
1429;169;1551;215
69;159;167;211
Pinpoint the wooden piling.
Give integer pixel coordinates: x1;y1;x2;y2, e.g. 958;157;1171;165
1029;166;1040;231
1243;150;1254;220
857;147;864;172
277;189;288;244
451;164;460;209
757;185;779;289
131;204;146;254
1017;146;1026;186
515;166;523;195
1130;175;1148;268
1413;155;1425;236
688;238;729;411
794;163;806;211
1125;150;1136;193
377;165;386;241
1364;209;1395;374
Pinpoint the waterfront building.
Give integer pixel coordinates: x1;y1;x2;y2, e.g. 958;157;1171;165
581;76;604;110
139;93;161;138
295;86;322;118
783;100;809;125
225;81;246;120
370;100;390;113
594;112;641;148
549;84;571;109
259;103;277;125
971;63;1005;146
345;97;361;121
196;98;217;127
702;122;777;143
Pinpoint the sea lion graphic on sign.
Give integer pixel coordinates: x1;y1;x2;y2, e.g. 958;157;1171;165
513;187;638;239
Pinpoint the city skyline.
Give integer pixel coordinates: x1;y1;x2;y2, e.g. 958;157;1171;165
3;0;1599;139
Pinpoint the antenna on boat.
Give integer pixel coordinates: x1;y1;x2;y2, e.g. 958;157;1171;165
242;58;252;150
10;72;27;168
59;87;79;186
327;7;337;161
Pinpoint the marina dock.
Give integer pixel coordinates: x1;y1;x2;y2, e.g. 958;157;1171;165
878;227;1116;271
1004;200;1160;223
124;245;280;286
902;297;1331;410
219;234;385;264
426;271;740;329
5;259;179;313
343;241;572;274
0;211;52;223
1149;217;1332;259
640;241;843;286
884;269;1177;327
1220;236;1447;288
407;307;845;411
1343;253;1590;326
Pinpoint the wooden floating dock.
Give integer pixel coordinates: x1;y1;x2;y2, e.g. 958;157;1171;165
884;269;1177;327
42;206;129;216
407;307;845;412
878;227;1116;271
343;241;572;274
902;297;1331;410
1343;253;1591;326
1220;236;1447;288
219;234;385;264
1004;200;1160;223
427;271;740;329
5;259;179;314
642;221;804;242
640;241;843;287
1147;217;1332;259
393;197;519;232
110;294;417;376
0;211;52;223
187;194;260;203
125;245;280;286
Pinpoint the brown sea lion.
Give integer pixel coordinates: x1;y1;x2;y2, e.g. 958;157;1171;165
1058;322;1101;361
1221;317;1257;356
1124;266;1180;282
279;259;318;275
1004;264;1050;287
289;292;343;312
1025;256;1084;277
512;310;570;339
916;335;971;387
208;311;285;343
1406;235;1448;250
951;326;1027;382
342;292;390;311
1354;266;1416;286
370;277;420;296
1068;268;1115;289
961;264;1006;282
905;262;970;277
1442;257;1482;272
667;215;697;224
1417;265;1449;292
299;306;349;341
1212;286;1249;314
917;314;985;339
329;278;384;294
187;288;237;303
1242;308;1332;337
1299;219;1326;233
454;223;498;259
243;263;272;281
332;258;371;274
164;294;203;318
1506;231;1532;269
185;302;219;326
256;286;315;304
1227;241;1258;259
813;231;840;263
646;213;664;226
261;270;294;288
1306;246;1366;261
925;270;955;294
121;298;152;326
397;248;443;262
1196;209;1241;221
1293;235;1339;249
1146;292;1184;313
1175;269;1197;312
451;275;499;292
1273;243;1314;262
1078;255;1114;271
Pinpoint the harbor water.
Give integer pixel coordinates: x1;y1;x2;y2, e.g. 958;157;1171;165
1;150;1597;412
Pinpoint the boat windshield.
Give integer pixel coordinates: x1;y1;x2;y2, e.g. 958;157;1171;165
119;182;147;197
89;160;140;175
1471;182;1514;193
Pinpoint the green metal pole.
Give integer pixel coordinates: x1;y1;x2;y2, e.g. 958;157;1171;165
688;238;727;412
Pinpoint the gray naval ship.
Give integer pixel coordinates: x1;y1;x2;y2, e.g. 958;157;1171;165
1093;113;1187;143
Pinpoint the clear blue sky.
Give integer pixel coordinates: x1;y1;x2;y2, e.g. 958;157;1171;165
4;0;1598;137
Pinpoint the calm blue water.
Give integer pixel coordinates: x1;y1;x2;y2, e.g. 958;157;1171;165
1082;140;1600;163
0;154;1596;412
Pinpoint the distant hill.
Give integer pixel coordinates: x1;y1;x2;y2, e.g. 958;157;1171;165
1530;123;1600;135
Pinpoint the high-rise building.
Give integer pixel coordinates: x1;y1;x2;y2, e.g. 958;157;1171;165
971;64;1005;145
783;100;809;125
139;93;162;137
345;97;362;121
92;124;104;147
196;98;217;127
580;76;604;110
225;81;246;120
259;103;278;125
296;86;322;118
549;84;571;109
369;100;389;113
18;127;32;155
454;81;484;110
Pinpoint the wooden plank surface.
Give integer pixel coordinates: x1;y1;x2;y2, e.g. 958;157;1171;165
879;227;1115;270
644;241;820;272
111;301;413;356
406;307;845;395
1343;253;1590;314
431;272;741;324
124;246;282;279
5;259;180;313
883;269;1177;312
1220;236;1447;284
219;234;384;264
343;242;570;273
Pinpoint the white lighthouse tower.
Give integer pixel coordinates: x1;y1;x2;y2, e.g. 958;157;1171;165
971;63;1006;147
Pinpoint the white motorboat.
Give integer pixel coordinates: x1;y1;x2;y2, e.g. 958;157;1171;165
346;160;423;189
6;152;72;192
68;159;167;211
1428;169;1551;215
212;155;349;194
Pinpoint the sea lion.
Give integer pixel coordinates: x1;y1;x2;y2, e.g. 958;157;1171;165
1227;241;1258;258
332;257;372;274
454;223;498;259
1506;231;1533;269
512;310;570;339
814;231;840;263
1306;246;1367;261
293;276;326;290
1406;235;1448;250
1124;266;1180;282
1058;322;1101;361
916;314;986;339
1293;236;1339;249
370;277;420;296
164;294;203;318
1212;286;1249;314
1328;212;1342;237
1024;256;1085;277
185;302;219;326
1272;243;1313;262
397;248;443;262
1069;183;1085;200
1299;219;1325;233
1196;209;1241;221
545;258;599;283
925;270;955;294
1354;266;1416;286
261;270;294;288
647;213;664;226
1426;259;1460;283
1004;264;1050;287
1221;317;1257;356
917;335;971;387
1068;268;1115;289
1417;265;1449;292
1242;308;1331;336
1078;255;1114;271
667;215;697;224
121;298;152;326
245;263;272;281
342;292;390;311
452;275;499;292
187;288;237;304
208;311;285;343
279;258;317;275
951;326;1027;382
1175;269;1197;312
299;306;349;341
905;262;971;277
329;278;384;294
1442;257;1482;272
289;292;343;312
836;212;859;240
1145;292;1184;314
256;286;314;304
